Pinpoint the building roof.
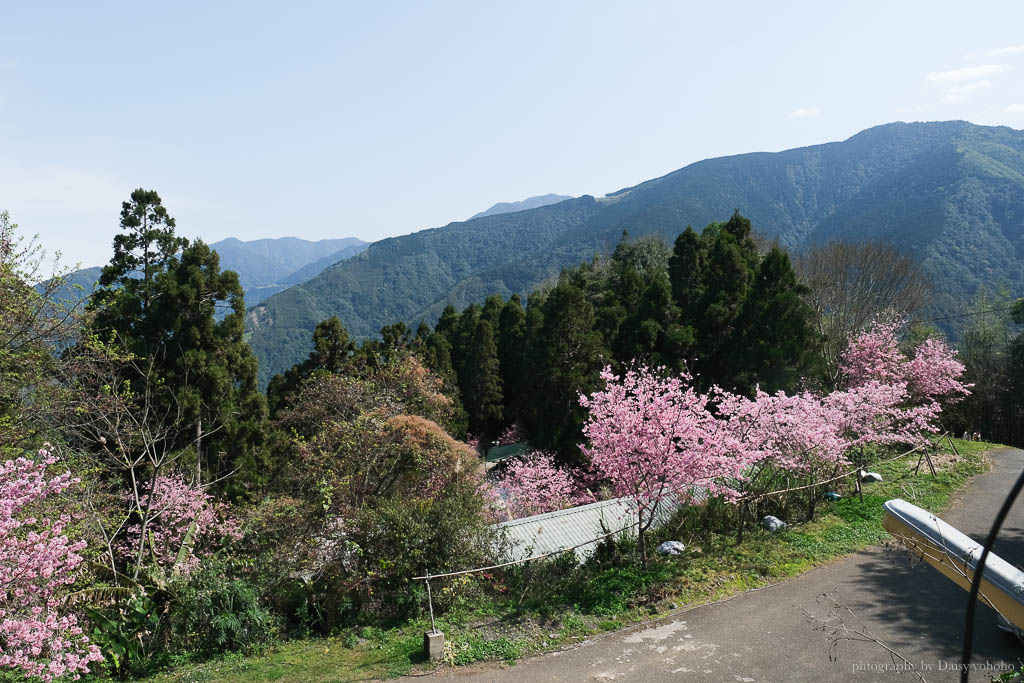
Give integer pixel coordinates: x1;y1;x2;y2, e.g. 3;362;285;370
493;490;705;562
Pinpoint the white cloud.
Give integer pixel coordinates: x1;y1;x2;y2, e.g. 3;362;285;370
987;45;1024;57
1003;103;1024;113
925;64;1009;83
941;79;993;104
786;105;821;120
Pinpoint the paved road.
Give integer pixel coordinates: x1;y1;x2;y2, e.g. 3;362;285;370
425;448;1024;682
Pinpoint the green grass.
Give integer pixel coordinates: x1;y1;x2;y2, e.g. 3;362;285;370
137;629;424;683
134;438;996;682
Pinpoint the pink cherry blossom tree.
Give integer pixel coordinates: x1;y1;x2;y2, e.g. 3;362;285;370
712;386;861;520
0;446;103;681
838;322;970;452
121;474;240;577
841;321;970;407
838;320;906;387
496;451;593;520
580;366;750;567
497;422;527;446
904;337;971;404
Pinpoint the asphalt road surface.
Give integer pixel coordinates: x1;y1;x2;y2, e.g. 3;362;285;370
424;448;1024;682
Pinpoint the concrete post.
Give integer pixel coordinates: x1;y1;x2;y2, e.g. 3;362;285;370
424;630;445;660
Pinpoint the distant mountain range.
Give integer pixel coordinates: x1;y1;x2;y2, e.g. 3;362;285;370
50;236;368;308
207;236;367;302
246;120;1024;386
469;194;573;220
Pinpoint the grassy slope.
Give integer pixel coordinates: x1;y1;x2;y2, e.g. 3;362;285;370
136;439;994;682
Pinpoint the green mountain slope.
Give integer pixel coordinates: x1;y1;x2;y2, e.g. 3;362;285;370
247;121;1024;385
48;266;105;305
202;236;367;300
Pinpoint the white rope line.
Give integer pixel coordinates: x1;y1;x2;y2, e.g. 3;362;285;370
412;516;643;581
742;440;931;503
413;436;949;582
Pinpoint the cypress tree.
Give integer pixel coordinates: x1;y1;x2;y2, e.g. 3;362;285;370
464;320;503;447
497;294;527;427
88;191;269;496
528;279;606;460
736;245;817;393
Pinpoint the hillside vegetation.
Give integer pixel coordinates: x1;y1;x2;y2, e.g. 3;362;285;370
248;121;1024;384
3;185;1018;683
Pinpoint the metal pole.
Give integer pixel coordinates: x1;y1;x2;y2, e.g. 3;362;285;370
425;573;437;634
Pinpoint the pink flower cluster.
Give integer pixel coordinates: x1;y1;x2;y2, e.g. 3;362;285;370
577;323;971;513
838;320;907;386
496;451;593;520
841;321;971;404
497;422;526;446
579;366;749;522
0;447;103;681
715;379;941;475
121;475;240;576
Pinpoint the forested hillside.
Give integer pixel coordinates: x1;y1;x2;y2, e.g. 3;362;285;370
248;121;1024;384
208;236;367;302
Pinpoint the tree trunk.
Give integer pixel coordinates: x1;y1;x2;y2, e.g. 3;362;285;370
639;524;648;570
195;416;202;484
737;499;747;544
807;469;817;520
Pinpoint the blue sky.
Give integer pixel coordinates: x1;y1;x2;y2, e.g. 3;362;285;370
2;0;1024;270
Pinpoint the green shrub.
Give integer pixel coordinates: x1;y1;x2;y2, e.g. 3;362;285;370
164;558;279;657
84;590;164;677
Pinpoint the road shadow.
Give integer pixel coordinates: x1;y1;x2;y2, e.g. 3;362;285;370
846;523;1024;667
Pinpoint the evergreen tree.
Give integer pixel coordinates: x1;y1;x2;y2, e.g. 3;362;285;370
666;211;808;393
91;189;187;353
267;316;355;415
435;304;459;339
526;279;607;460
480;294;504;330
736;245;817;393
153;240;269;493
616;270;690;372
87;190;268;496
497;294;527;427
463;320;503;447
449;303;480;394
668;226;705;323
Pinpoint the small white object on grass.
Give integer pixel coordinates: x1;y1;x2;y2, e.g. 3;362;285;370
656;540;686;556
760;515;787;532
857;469;883;483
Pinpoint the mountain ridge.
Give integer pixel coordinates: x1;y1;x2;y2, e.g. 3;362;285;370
49;236;369;309
241;121;1023;384
469;193;574;220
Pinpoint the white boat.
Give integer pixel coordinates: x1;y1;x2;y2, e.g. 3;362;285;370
882;498;1024;632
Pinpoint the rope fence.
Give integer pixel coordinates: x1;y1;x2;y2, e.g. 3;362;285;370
740;441;930;504
412;515;643;582
413;433;962;622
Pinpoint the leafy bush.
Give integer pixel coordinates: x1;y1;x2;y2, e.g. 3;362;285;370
164;558;279;657
338;481;494;622
84;590;162;677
